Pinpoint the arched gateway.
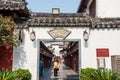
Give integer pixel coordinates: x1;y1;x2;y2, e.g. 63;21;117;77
27;12;90;80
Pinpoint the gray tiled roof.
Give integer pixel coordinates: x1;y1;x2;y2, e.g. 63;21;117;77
16;13;120;29
0;0;27;10
27;13;92;27
92;18;120;28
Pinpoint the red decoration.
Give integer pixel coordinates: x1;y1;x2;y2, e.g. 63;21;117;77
96;48;109;57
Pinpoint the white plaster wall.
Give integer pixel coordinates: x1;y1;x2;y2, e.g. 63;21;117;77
96;0;120;18
13;27;120;80
13;29;38;80
87;29;120;69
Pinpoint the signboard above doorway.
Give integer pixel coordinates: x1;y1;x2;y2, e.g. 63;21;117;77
48;28;71;40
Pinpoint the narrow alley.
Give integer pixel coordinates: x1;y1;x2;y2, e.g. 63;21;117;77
40;63;79;80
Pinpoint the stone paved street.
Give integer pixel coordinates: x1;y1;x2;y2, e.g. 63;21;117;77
40;63;79;80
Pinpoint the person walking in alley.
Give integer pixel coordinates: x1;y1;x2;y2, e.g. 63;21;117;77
40;58;44;76
53;59;59;76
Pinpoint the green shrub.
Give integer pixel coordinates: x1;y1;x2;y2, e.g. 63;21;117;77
79;68;96;80
0;70;14;80
13;68;31;80
80;68;120;80
0;68;31;80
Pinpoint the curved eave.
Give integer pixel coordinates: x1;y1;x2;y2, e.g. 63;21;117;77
0;0;27;10
0;0;29;17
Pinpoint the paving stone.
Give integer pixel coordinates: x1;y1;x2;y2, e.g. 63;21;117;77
40;63;79;80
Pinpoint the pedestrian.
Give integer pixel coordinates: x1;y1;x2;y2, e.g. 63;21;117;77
53;59;59;76
40;58;44;76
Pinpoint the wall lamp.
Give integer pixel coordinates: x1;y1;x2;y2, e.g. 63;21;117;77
30;30;36;41
83;29;89;41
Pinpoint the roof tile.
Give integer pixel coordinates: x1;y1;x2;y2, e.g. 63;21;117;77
0;0;27;10
15;13;120;29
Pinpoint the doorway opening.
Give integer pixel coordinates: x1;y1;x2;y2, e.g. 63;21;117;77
38;39;81;80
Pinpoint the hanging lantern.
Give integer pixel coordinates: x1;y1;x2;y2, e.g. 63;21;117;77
83;30;89;41
30;30;36;41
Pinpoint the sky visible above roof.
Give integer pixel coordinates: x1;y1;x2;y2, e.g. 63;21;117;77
27;0;81;13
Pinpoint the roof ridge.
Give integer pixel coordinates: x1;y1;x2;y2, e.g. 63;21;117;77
31;12;86;17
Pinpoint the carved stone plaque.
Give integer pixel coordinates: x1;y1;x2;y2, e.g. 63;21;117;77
48;28;71;40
